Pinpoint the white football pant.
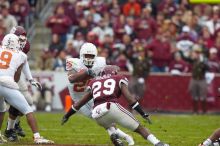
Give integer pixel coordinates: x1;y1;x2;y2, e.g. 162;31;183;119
0;85;33;115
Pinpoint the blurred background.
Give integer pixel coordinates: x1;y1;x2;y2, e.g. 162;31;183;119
1;0;220;113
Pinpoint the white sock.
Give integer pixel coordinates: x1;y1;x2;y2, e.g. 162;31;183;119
147;134;160;145
7;118;16;130
116;128;134;145
15;116;20;124
203;139;212;146
33;132;40;139
116;128;128;138
107;127;117;135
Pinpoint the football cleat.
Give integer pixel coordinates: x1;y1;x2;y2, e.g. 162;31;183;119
4;129;18;142
0;133;7;143
155;142;169;146
124;135;134;145
45;105;52;112
34;136;54;144
15;121;25;137
110;134;124;146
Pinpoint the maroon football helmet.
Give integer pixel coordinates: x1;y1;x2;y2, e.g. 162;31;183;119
10;26;27;50
99;65;120;76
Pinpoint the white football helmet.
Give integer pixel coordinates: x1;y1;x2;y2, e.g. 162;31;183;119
80;42;97;67
2;34;20;50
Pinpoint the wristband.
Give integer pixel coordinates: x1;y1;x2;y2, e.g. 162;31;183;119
65;105;77;118
130;101;146;117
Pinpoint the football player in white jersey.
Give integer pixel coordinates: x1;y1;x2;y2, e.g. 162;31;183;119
4;26;42;141
0;34;54;144
65;42;134;145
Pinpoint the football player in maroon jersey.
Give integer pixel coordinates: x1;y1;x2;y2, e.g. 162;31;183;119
3;26;42;141
62;65;169;146
199;128;220;146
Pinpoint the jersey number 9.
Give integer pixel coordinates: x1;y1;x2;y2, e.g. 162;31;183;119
0;51;12;69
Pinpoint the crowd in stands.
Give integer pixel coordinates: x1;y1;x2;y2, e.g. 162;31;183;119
0;0;38;41
42;0;220;74
2;0;220;75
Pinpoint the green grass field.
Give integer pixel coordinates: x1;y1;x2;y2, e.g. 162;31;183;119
1;112;220;146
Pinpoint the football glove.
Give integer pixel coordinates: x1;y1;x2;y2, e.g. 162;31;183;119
143;114;152;124
29;79;42;90
87;69;96;77
61;115;69;125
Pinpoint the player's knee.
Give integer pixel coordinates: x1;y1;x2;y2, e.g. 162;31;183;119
9;106;23;117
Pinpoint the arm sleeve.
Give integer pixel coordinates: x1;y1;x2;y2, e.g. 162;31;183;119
22;60;33;81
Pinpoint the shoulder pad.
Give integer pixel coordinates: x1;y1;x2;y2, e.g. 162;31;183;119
94;57;106;67
66;58;81;71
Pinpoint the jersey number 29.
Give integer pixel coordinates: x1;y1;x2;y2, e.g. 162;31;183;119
92;79;116;99
0;51;12;69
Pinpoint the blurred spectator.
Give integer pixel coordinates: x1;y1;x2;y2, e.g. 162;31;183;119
169;22;178;42
176;25;195;60
140;0;157;17
109;1;121;25
64;40;79;58
113;14;126;41
86;31;99;46
72;32;85;53
200;26;214;49
0;0;10;8
28;0;38;19
115;53;129;71
178;0;190;11
72;2;85;25
85;7;102;24
122;34;133;59
10;0;30;26
56;0;72;15
156;12;165;27
46;5;72;44
74;19;89;39
99;48;112;64
85;13;96;30
157;0;177;18
1;4;17;33
92;18;114;43
35;48;54;70
49;34;64;55
207;47;220;73
171;10;185;32
186;14;201;41
53;50;66;71
135;7;157;41
204;7;220;35
101;34;114;53
146;31;172;72
32;78;53;112
123;0;141;17
10;2;23;25
124;16;136;39
188;44;209;114
169;51;189;74
90;0;108;14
